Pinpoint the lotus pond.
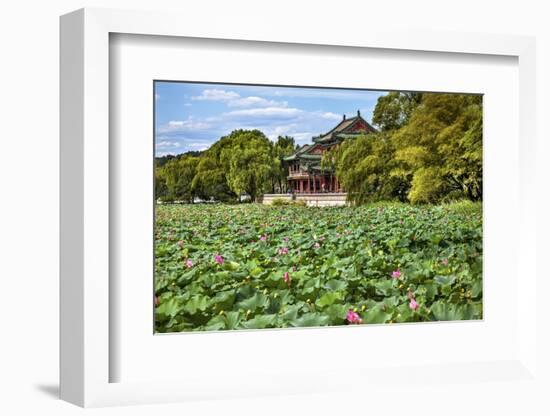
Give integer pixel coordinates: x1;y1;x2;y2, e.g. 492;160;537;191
155;202;482;332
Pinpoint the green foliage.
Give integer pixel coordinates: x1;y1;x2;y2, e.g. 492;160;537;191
154;91;482;206
272;136;298;193
372;92;423;131
269;198;306;207
156;155;200;203
155;130;294;203
220;130;277;202
408;167;445;204
329;92;482;205
328;132;409;204
393;93;483;203
155;203;482;332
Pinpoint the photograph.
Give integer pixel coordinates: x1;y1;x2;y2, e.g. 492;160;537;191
154;81;483;333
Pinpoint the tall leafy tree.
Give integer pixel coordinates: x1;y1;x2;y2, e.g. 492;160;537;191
325;132;409;204
220;130;276;202
272;135;297;193
392;93;482;203
372;92;423;131
160;155;200;202
330;92;482;204
192;136;238;202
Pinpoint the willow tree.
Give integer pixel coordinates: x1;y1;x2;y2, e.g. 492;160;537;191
191;133;241;202
372;91;423;132
324;132;408;205
157;155;200;202
327;92;482;205
272;135;297;193
392;93;482;203
219;130;276;202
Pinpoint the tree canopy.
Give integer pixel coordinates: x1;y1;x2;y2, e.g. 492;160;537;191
156;129;290;203
155;91;482;205
328;92;482;204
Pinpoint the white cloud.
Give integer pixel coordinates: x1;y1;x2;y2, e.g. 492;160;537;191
186;142;210;151
223;107;303;118
192;89;288;110
158;118;210;133
319;112;341;120
227;96;287;108
291;132;314;144
192;89;240;102
272;89;385;102
156;150;178;157
156;140;181;149
168;121;184;127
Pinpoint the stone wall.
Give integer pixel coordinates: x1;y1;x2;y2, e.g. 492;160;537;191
262;193;348;207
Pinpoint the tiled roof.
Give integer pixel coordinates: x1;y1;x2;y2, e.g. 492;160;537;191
313;114;376;144
284;112;377;161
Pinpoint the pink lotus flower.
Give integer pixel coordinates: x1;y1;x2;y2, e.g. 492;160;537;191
314;242;321;249
214;254;224;265
409;298;419;311
346;309;363;324
441;258;449;266
259;234;267;242
283;271;291;285
391;269;402;279
278;247;289;255
185;259;193;268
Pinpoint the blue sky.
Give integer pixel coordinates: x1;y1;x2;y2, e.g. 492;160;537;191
154;82;387;156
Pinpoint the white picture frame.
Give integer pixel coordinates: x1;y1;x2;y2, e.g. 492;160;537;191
60;7;539;408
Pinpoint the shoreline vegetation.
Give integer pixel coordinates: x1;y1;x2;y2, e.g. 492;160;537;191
156;92;482;206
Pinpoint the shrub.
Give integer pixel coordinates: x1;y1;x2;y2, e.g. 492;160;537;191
442;199;482;216
269;198;306;207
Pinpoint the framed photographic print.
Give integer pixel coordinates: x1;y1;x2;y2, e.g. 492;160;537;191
60;7;539;408
152;80;483;334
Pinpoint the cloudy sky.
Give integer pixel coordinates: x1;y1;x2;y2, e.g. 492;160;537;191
154;81;388;156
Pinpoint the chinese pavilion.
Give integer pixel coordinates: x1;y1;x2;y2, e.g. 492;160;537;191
284;110;377;194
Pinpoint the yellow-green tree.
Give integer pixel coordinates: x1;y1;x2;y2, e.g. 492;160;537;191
393;93;482;203
330;92;482;204
159;155;200;202
220;130;276;202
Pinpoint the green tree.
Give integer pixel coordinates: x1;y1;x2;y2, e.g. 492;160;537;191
192;141;236;202
219;130;276;202
155;163;169;201
326;132;408;205
160;155;200;202
372;92;423;131
392;93;482;203
272;135;297;193
330;92;482;205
